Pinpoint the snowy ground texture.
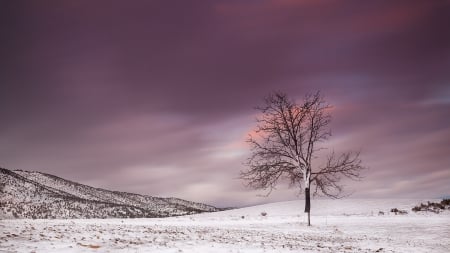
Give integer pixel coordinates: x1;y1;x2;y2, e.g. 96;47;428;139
1;199;449;253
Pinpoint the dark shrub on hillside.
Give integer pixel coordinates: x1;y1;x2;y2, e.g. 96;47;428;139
412;199;450;213
390;208;407;215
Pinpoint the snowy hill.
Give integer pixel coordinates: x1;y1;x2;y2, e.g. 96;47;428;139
0;168;221;219
194;199;448;223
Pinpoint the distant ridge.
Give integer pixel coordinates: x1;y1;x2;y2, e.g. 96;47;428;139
0;167;222;219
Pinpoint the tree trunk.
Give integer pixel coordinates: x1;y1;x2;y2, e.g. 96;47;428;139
304;187;311;226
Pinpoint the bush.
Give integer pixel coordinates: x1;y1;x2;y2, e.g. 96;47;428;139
390;208;407;215
412;199;450;213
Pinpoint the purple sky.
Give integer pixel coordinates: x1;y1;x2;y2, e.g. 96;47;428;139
1;0;449;207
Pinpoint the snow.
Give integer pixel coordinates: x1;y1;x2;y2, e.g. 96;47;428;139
1;199;449;252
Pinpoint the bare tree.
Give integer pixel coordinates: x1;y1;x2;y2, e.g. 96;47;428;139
241;91;365;226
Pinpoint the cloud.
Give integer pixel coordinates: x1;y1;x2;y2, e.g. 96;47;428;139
0;0;449;206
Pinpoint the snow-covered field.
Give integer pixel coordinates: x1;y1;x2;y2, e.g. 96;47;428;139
1;199;449;253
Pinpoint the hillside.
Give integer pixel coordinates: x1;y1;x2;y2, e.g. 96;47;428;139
0;168;221;219
196;198;448;219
